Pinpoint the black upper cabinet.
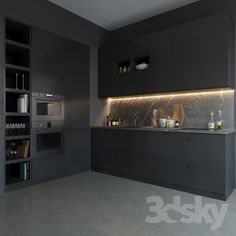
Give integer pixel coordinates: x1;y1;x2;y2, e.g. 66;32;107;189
32;27;89;129
99;28;172;97
173;14;234;91
99;13;234;97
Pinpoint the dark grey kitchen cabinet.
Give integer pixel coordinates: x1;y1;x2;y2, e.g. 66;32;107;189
173;14;234;91
91;129;135;175
167;133;225;163
32;154;65;181
31;27;89;183
99;28;172;97
65;129;90;175
99;13;234;98
91;128;235;200
32;27;89;129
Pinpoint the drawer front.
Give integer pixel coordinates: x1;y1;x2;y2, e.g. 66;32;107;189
91;130;131;152
142;155;225;194
91;150;132;176
168;133;225;163
32;154;65;181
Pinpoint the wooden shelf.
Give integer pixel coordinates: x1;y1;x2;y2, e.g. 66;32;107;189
5;88;31;94
5;112;30;117
5;39;31;49
6;158;31;165
6;135;30;141
5;64;30;72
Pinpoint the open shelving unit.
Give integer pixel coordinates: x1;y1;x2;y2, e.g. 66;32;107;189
116;55;150;75
4;18;32;189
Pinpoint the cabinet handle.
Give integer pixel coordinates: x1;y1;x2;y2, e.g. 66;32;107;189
186;163;197;169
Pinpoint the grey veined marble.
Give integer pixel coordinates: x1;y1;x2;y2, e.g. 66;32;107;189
109;91;235;129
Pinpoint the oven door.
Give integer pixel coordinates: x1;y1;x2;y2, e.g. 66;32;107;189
31;128;64;158
32;97;64;121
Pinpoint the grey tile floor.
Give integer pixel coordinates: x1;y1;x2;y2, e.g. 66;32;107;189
0;172;235;236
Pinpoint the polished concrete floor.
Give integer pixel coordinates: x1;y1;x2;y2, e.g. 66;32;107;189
0;172;236;236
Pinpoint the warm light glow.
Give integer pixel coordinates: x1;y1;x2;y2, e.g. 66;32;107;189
107;89;234;102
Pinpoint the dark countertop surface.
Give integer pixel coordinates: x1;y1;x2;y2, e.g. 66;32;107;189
91;126;236;135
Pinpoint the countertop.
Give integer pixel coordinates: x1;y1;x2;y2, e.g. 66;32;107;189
92;126;236;135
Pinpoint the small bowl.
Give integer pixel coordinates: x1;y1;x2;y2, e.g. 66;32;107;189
135;63;149;70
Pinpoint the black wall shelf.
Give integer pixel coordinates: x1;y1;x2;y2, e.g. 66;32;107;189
5;19;31;46
4;18;32;189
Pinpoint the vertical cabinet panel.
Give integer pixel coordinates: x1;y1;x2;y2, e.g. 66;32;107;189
173;14;233;91
65;129;90;175
0;16;4;194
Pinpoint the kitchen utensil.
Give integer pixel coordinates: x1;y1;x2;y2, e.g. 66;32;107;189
172;104;185;127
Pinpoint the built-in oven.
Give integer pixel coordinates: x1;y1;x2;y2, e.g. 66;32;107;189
32;92;64;122
31;121;64;158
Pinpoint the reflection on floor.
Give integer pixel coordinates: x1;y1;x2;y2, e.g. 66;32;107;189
0;172;235;236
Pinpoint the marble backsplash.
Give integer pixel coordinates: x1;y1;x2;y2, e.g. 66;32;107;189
109;91;235;129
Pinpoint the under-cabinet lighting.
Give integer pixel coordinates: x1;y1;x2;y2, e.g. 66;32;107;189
107;89;234;102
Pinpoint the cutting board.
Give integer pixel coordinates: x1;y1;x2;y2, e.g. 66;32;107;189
171;104;185;127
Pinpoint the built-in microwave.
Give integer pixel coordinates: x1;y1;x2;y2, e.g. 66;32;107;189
32;92;64;122
31;121;64;158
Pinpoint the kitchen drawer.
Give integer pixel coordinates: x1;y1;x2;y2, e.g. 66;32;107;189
142;155;224;194
168;133;225;164
32;154;65;181
175;159;225;194
91;129;135;152
91;150;133;176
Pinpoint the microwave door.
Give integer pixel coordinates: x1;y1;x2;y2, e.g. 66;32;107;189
32;99;64;121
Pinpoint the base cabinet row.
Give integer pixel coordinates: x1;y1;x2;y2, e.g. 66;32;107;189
91;129;235;200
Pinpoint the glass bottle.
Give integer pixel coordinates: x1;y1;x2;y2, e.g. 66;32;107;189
216;110;223;130
208;113;215;131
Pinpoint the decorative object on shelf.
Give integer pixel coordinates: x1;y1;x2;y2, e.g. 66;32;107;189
208;112;215;131
6;142;18;160
171;104;185;127
16;140;30;159
216;110;223;130
15;73;18;89
6;123;28;136
135;62;149;70
20;162;30;181
175;120;180;128
22;74;25;90
159;118;167;128
152;109;158;127
17;94;29;113
106;114;112;126
166;116;175;128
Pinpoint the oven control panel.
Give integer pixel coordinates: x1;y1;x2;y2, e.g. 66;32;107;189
32;121;64;129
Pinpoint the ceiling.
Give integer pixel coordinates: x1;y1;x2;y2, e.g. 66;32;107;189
48;0;200;31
